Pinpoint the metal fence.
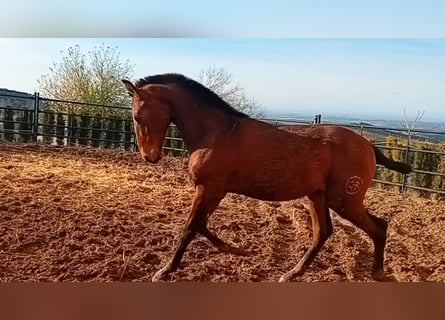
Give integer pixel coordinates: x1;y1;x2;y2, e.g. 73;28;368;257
0;92;183;153
1;91;444;197
329;123;445;197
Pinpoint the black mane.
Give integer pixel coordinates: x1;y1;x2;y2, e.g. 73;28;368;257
135;73;250;119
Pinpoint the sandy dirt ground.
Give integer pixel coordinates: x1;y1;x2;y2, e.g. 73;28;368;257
0;143;444;282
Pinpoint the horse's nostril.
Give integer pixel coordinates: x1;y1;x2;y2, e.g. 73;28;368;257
143;155;158;164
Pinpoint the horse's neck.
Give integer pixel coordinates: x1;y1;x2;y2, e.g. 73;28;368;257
171;103;235;152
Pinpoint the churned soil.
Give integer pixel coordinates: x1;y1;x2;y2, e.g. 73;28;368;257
0;143;444;282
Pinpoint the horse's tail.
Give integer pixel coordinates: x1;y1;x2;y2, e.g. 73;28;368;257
373;145;413;174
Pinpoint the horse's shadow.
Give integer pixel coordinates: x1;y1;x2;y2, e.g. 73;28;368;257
351;241;399;282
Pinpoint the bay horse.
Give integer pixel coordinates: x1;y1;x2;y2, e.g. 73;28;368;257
122;73;412;282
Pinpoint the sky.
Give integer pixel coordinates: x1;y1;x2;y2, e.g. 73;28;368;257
2;0;445;37
1;38;444;121
1;1;445;121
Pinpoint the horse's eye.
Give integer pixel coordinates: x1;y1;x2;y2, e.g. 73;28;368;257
134;114;142;123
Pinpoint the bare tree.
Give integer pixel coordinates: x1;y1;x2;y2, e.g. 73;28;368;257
403;108;425;133
198;66;264;118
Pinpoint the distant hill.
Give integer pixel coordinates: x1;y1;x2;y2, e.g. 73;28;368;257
345;121;445;142
264;110;445;142
0;88;33;97
0;88;34;110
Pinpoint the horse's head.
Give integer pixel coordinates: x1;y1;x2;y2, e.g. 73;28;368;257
122;79;172;164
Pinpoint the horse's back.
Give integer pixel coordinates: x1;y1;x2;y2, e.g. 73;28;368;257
279;124;374;160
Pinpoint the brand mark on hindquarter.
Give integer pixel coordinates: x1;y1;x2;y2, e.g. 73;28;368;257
345;176;363;194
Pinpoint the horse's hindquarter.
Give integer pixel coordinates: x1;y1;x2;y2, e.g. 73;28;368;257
323;126;377;202
286;125;377;205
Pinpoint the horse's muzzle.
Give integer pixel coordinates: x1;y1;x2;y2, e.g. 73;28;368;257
143;154;161;164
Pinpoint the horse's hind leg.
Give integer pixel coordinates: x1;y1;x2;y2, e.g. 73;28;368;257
279;190;333;282
334;201;388;281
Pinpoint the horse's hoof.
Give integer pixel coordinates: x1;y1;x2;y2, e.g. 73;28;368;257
151;273;166;282
279;265;306;282
371;269;386;282
278;270;300;282
151;266;171;282
220;244;249;256
278;274;290;282
229;246;249;256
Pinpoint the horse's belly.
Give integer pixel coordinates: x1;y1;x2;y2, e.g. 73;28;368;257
221;144;328;201
232;186;308;201
226;171;319;201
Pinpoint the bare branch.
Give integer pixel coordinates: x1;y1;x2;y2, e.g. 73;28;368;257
198;66;264;118
403;108;426;132
403;108;410;131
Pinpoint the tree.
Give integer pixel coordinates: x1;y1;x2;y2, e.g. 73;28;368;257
3;107;15;141
18;109;32;142
198;66;264;118
38;44;134;108
412;141;441;196
374;135;406;191
431;141;445;199
38;44;134;148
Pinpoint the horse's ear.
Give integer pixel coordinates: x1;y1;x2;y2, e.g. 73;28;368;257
122;80;138;97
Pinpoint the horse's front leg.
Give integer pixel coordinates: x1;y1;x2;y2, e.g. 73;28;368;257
151;185;223;282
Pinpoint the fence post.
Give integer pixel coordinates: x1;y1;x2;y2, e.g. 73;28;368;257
67;104;72;146
401;129;411;194
32;92;40;142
